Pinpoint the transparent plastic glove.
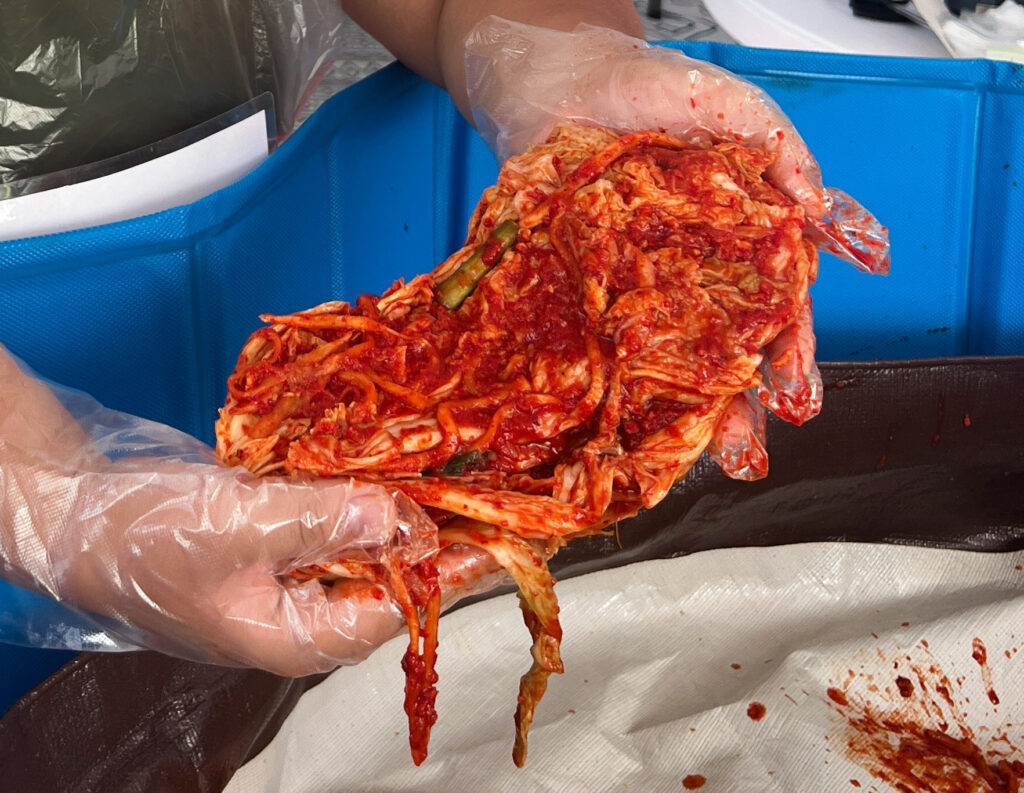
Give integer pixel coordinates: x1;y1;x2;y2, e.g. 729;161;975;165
757;298;823;428
707;297;823;481
464;16;889;275
707;390;769;483
0;345;501;677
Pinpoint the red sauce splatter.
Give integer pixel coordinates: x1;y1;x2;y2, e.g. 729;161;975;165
747;702;767;721
896;676;914;698
829;643;1024;792
731;663;742;670
972;638;1000;706
828;687;850;707
972;639;988;666
682;774;707;789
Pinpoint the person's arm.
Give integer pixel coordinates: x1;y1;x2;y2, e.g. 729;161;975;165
0;345;501;676
341;1;828;216
341;0;645;121
344;5;887;276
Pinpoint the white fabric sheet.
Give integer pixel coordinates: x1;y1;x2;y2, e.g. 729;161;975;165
226;543;1024;792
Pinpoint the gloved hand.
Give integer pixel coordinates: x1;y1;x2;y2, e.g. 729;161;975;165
0;345;498;677
463;17;889;479
464;16;889;276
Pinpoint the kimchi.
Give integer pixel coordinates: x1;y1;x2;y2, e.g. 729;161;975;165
217;123;843;765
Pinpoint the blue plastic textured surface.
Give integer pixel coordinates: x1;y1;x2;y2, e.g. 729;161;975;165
1;43;1023;715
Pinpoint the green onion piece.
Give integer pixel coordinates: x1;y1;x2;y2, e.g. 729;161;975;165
436;219;518;310
440;449;485;476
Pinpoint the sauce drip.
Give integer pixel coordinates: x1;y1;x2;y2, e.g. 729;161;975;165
972;637;1000;706
828;641;1021;792
895;676;914;698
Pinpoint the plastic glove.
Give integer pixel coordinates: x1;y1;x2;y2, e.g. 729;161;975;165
707;391;769;483
464;16;889;276
757;298;823;428
0;345;498;677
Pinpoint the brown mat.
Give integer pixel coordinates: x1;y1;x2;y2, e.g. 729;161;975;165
2;357;1022;792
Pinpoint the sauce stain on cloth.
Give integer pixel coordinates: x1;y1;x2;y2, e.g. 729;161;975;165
826;637;1024;792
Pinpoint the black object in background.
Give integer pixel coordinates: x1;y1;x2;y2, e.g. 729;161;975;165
0;0;279;185
851;0;1024;20
850;0;914;22
942;0;1024;14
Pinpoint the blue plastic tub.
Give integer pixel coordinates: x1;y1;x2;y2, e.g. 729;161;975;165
1;42;1023;715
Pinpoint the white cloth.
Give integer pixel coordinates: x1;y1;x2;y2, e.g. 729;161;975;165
226;542;1024;792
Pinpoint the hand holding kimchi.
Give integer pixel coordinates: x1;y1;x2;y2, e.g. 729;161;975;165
0;343;458;677
216;122;887;765
464;17;889;276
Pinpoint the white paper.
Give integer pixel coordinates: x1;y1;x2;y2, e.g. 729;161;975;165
225;543;1024;792
0;111;270;243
